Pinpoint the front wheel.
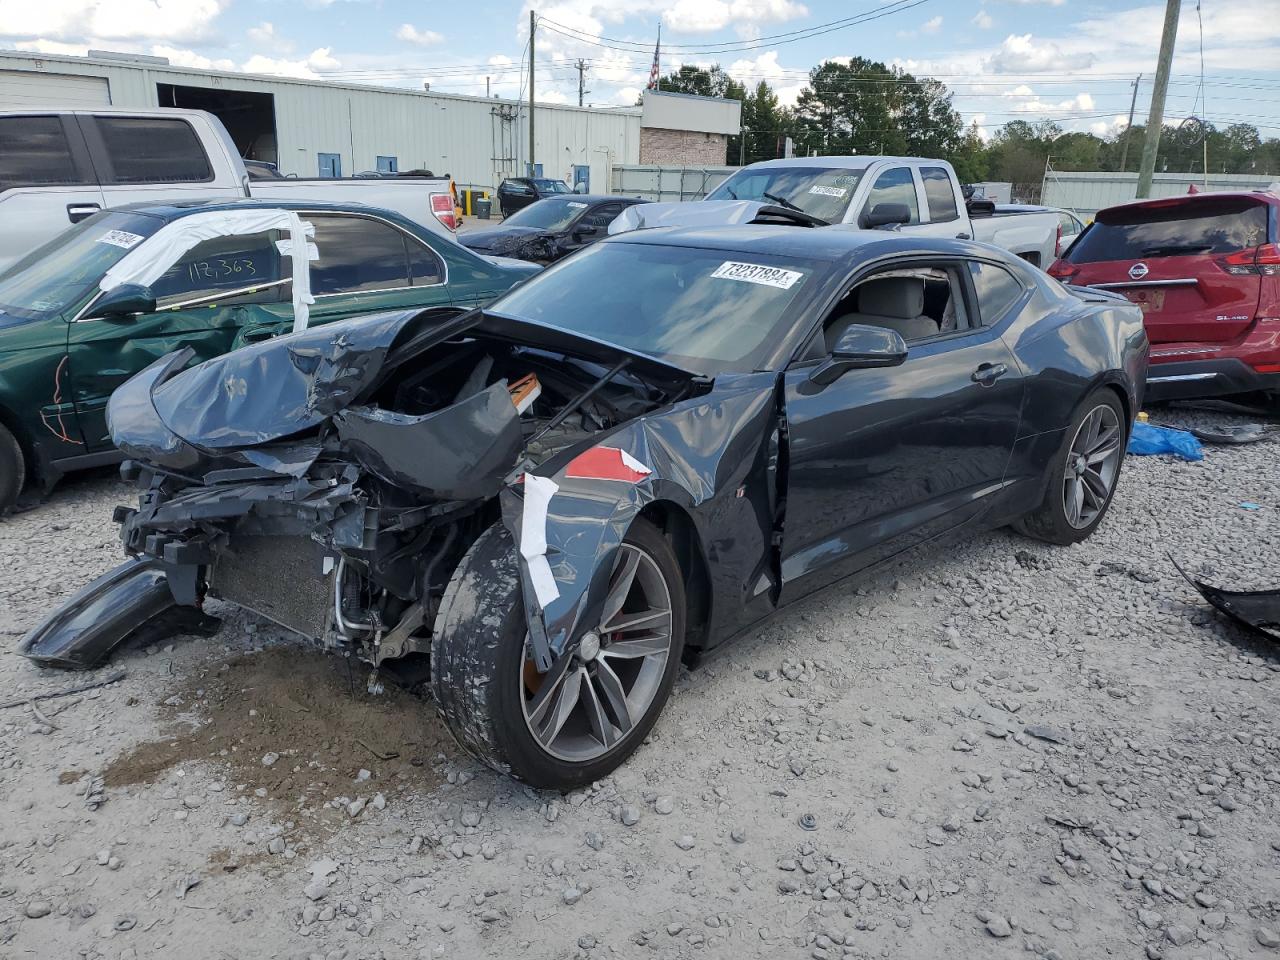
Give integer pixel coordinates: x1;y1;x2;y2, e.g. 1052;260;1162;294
1014;389;1126;545
430;518;685;789
0;423;26;514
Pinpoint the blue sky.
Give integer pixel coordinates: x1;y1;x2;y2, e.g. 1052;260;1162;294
3;0;1279;140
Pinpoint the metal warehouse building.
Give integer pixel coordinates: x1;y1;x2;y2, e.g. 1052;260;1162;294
0;49;648;193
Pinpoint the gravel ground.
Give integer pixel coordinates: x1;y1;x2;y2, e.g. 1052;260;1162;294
1;406;1279;960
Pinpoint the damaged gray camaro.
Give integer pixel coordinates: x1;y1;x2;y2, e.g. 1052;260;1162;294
22;227;1148;789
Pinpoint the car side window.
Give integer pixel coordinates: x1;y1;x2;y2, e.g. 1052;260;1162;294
91;117;212;184
406;237;445;286
0;116;84;191
968;261;1025;325
309;215;412;295
816;264;970;355
920;167;959;222
505;181;532;196
581;203;622;229
863;167;920;224
151;230;287;309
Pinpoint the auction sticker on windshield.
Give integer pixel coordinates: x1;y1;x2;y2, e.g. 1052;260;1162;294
809;185;847;198
710;261;804;289
96;230;145;249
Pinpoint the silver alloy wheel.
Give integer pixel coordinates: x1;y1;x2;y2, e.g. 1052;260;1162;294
1063;402;1122;529
520;543;674;763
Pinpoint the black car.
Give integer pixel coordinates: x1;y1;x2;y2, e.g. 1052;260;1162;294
461;195;648;264
497;177;571;216
24;228;1148;791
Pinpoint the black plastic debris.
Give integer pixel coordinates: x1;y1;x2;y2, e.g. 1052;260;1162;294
1187;423;1272;445
1172;557;1280;642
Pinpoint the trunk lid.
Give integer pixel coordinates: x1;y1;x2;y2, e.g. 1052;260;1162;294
1062;194;1272;345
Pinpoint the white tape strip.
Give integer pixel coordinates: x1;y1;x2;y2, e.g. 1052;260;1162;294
519;475;561;607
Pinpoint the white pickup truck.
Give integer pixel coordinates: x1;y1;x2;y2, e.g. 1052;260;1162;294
0;107;460;272
611;156;1062;267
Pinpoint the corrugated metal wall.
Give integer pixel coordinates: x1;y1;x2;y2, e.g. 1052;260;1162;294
1043;171;1279;218
0;51;641;191
610;164;739;201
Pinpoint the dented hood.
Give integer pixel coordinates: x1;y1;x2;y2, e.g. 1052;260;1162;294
108;305;697;469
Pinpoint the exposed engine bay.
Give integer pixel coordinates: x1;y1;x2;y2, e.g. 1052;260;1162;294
24;307;700;675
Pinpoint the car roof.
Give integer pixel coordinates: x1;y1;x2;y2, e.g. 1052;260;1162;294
530;194;646;205
737;156;952;172
104;196;411;223
1096;190;1280;217
606;223;995;265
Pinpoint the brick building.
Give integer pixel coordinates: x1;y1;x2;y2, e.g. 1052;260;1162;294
638;90;741;166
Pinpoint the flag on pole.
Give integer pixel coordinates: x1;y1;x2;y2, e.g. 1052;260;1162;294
647;25;661;90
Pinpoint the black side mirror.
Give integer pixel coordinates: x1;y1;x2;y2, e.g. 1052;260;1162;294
808;323;908;386
84;283;156;321
573;223;599;240
862;203;912;229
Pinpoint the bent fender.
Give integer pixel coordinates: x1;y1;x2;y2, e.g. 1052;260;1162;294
19;558;175;669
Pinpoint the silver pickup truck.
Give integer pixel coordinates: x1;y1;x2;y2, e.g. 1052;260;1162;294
611;156;1065;267
0;107;460;272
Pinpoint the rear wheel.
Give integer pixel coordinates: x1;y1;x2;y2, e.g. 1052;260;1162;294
430;517;685;789
0;423;25;514
1014;389;1126;545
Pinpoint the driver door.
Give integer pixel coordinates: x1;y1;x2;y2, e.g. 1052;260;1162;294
778;259;1024;603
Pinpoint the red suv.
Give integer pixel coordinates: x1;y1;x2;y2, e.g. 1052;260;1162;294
1049;191;1280;402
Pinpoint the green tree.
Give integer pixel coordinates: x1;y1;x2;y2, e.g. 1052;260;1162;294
789;58;964;159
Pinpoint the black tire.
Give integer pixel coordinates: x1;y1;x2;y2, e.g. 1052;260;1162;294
1014;388;1127;545
431;517;685;789
0;423;25;514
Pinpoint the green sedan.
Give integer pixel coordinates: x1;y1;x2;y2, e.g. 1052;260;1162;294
0;199;540;510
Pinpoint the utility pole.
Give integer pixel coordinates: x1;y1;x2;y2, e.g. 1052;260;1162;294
1136;0;1180;198
528;10;536;174
575;59;589;107
1119;73;1142;172
486;76;490;98
739;128;746;166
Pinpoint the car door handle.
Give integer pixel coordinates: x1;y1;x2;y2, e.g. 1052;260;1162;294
67;203;101;223
972;362;1008;385
955;231;971;240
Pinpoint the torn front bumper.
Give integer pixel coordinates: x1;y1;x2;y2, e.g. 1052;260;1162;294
20;558;176;669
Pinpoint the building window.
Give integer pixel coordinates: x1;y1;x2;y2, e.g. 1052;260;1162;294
376;155;398;174
318;153;342;178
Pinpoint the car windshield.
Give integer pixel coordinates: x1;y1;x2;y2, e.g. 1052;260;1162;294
488;241;814;374
1068;198;1271;262
503;198;590;232
0;211;164;323
534;179;569;194
705;166;865;222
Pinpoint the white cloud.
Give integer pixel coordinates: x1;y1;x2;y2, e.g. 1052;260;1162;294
13;38;88;55
727;50;807;106
0;0;226;43
921;15;942;34
1090;115;1128;137
397;23;444;46
988;33;1092;73
151;44;234;70
972;10;993;29
1004;0;1065;5
664;0;807;34
245;21;276;45
242;47;340;80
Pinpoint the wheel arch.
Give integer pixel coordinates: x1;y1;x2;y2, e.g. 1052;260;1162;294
637;499;712;658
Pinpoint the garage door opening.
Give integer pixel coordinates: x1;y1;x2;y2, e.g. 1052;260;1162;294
157;83;278;167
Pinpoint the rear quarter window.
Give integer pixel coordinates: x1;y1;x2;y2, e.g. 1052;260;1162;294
1068;199;1270;262
93;117;212;184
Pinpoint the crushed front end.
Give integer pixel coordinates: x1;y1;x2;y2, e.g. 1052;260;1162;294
21;306;691;676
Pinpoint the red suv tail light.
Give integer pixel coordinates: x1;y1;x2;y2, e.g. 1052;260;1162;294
431;192;458;232
1219;243;1280;276
1047;259;1080;282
